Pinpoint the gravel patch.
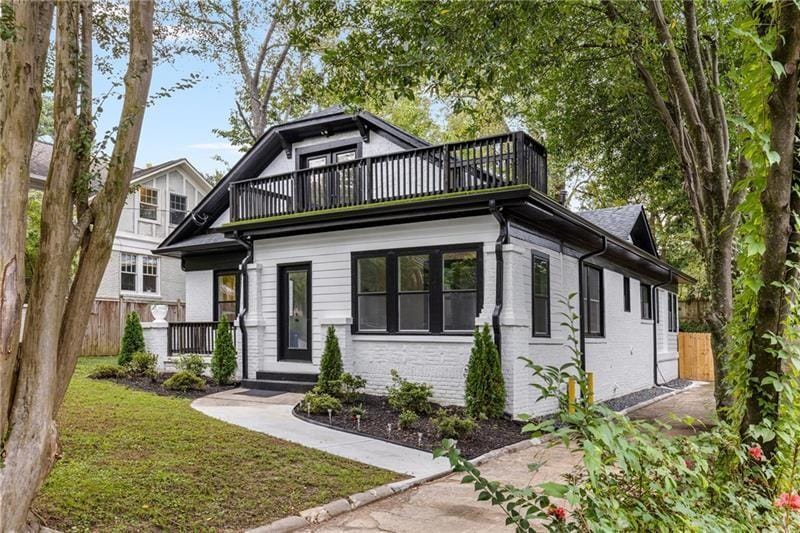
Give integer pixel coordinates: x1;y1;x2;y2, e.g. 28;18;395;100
661;378;693;390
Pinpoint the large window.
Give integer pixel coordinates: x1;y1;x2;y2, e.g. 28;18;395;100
668;293;678;332
641;283;653;320
623;276;631;312
215;272;238;322
139;187;158;221
120;253;158;294
532;252;550;337
169;193;187;225
353;245;481;334
582;265;604;337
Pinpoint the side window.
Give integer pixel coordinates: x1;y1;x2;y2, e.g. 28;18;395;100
356;257;387;331
582;265;604;337
215;272;239;322
668;293;678;332
169;193;187;225
640;283;653;320
142;256;158;294
120;253;137;292
623;276;631;312
532;252;550;337
139;187;158;221
442;251;478;332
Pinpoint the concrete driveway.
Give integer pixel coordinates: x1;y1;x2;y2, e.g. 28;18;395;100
192;388;450;478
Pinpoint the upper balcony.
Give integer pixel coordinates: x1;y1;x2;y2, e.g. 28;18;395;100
228;131;547;225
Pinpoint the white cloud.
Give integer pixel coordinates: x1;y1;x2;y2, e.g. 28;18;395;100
188;142;239;151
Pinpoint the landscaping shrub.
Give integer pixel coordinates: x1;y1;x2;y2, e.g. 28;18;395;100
679;319;710;333
128;351;156;379
300;390;342;415
177;353;206;377
87;364;128;379
433;409;476;439
398;409;419;430
163;370;206;392
350;405;365;418
118;312;145;366
338;372;366;403
317;325;343;394
210;317;237;385
464;324;505;419
386;369;433;415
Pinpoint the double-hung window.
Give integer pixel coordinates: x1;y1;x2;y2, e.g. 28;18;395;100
532;252;550;337
582;264;604;337
139;187;158;221
353;246;481;334
120;253;159;294
623;276;631;312
169;193;187;225
668;293;678;332
641;283;653;320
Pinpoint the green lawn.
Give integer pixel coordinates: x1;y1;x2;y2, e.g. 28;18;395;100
33;357;400;532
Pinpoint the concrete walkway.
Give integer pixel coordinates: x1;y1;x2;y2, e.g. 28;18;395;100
306;382;715;532
191;388;450;477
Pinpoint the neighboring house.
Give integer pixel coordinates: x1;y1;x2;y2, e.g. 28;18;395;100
151;107;691;417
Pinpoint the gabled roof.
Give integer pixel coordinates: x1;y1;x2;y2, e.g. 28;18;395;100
131;158;212;193
579;204;658;257
156;107;430;252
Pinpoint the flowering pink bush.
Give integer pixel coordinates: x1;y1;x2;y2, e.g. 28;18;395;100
546;505;567;521
748;444;765;462
775;492;800;510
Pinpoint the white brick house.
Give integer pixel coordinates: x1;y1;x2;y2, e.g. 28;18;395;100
152;107;690;417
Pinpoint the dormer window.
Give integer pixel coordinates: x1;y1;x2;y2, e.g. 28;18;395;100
299;146;358;169
139;187;158;221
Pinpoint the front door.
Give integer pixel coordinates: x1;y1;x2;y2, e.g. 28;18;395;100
278;263;312;362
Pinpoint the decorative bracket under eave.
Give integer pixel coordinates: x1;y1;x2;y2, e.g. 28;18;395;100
277;131;292;158
354;116;370;143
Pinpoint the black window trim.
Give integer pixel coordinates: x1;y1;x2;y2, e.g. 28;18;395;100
295;139;364;170
582;263;605;338
351;243;483;336
169;192;188;226
668;292;678;332
531;251;551;338
640;282;653;321
213;270;240;322
623;276;631;313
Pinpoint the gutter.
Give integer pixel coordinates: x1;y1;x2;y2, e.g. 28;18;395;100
652;271;672;386
489;200;509;355
231;232;254;379
578;237;607;371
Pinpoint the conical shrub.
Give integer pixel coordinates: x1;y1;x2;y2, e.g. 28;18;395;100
464;323;506;419
118;312;145;366
210;316;237;385
317;325;343;395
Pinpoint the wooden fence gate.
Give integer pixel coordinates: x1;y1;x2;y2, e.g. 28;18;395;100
80;299;185;356
678;332;714;382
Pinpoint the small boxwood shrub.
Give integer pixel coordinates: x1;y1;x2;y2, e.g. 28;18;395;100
177;353;206;377
210;317;237;385
118;312;145;366
386;369;433;415
317;326;343;395
338;372;367;403
433;409;477;439
128;351;156;378
87;365;128;379
350;405;365;418
301;390;342;415
163;370;206;392
398;409;419;430
464;324;506;419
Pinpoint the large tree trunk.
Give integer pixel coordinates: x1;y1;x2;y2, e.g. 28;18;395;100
0;2;153;529
743;1;800;452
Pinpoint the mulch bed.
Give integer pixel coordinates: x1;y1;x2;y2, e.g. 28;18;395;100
103;374;238;399
294;394;527;459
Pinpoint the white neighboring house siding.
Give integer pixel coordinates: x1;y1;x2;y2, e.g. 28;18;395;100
96;164;210;303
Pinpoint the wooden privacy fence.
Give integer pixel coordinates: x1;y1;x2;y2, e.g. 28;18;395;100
678;332;714;382
80;299;185;356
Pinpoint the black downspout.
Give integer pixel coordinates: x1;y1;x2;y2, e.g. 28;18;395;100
652;271;672;386
232;232;254;379
578;237;607;371
489;200;508;354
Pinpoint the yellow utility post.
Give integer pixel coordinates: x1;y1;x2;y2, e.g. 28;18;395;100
567;377;576;413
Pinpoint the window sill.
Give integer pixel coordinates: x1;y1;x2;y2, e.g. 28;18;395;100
352;334;473;343
120;291;161;299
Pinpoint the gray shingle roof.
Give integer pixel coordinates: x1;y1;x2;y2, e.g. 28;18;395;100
578;204;644;241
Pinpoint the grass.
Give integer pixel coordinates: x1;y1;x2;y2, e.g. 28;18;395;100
33;357;400;532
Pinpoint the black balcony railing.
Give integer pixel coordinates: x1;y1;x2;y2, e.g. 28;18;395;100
229;131;547;223
167;321;235;357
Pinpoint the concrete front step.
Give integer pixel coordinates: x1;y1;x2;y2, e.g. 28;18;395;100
241;378;316;393
255;371;318;383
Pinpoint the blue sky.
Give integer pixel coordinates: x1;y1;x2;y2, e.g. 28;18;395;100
95;53;244;176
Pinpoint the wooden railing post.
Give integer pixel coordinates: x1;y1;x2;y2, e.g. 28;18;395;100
442;145;450;193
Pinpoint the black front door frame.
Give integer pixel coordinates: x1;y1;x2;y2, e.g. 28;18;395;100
277;262;312;362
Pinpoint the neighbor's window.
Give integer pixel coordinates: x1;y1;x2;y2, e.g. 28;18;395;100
582;265;604;337
356;256;387;331
623;276;631;312
398;254;430;331
532;252;550;337
353;246;481;334
169;193;187;225
668;293;678;332
215;272;238;321
142;256;158;293
139;187;158;221
641;283;653;320
120;253;137;292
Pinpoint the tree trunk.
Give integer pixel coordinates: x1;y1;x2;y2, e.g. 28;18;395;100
0;2;154;529
743;1;800;452
707;228;735;409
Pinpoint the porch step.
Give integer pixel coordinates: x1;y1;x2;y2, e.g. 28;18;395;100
241;378;316;394
255;371;318;384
